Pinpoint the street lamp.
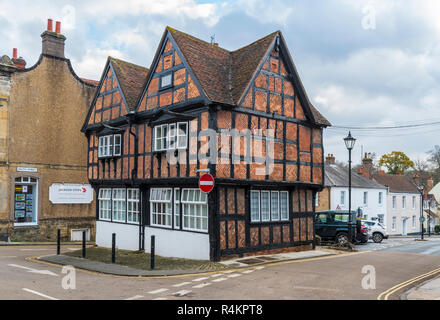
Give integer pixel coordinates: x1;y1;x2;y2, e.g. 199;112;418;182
414;179;424;240
344;131;356;243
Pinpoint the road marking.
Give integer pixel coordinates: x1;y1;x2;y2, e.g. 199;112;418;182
378;267;440;300
124;295;144;300
153;297;168;300
173;290;192;297
192;283;212;289
241;269;255;274
192;277;209;282
211;273;223;277
421;247;440;255
20;249;52;251
212;277;227;282
8;264;58;276
255;266;265;270
172;282;191;287
227;273;242;278
222;270;234;274
22;288;58;300
148;288;169;294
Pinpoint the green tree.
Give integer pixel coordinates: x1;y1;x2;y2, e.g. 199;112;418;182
378;151;414;174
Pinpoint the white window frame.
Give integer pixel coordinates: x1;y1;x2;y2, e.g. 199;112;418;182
340;191;345;206
392;217;396;231
154;122;188;151
13;177;39;226
412;196;416;209
127;188;140;223
402;196;406;209
98;188;112;221
159;72;173;90
112;188;126;222
392;196;396;209
150;188;173;228
251;190;289;223
315;193;319;207
174;188;180;229
363;191;368;206
181;189;208;232
412;215;416;228
378;192;382;205
98;134;121;158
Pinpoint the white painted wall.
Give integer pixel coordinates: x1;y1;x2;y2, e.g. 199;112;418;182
96;221;141;251
330;187;387;222
387;192;421;235
145;227;210;260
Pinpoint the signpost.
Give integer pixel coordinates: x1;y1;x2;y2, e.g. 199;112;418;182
199;173;214;193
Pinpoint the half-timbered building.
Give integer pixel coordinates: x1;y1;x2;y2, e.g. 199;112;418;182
82;27;331;261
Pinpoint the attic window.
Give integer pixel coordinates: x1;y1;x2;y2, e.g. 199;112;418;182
159;72;173;90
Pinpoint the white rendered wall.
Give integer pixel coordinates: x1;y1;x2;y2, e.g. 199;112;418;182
145;227;210;260
96;221;140;251
330;187;387;222
387;192;421;235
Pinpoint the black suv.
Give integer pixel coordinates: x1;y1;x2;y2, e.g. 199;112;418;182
315;210;369;244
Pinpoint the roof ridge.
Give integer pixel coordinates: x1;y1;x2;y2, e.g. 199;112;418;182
108;56;148;70
231;31;279;54
166;26;230;53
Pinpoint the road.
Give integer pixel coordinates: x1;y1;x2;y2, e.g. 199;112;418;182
1;237;440;300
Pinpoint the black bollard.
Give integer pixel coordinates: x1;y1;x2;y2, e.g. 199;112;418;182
112;233;116;264
82;230;86;258
150;235;155;270
57;229;61;255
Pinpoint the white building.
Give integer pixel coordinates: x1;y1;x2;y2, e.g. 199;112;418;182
372;173;421;235
323;163;388;222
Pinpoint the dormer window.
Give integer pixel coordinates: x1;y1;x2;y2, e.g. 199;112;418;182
98;134;122;158
159;72;173;90
154;122;188;151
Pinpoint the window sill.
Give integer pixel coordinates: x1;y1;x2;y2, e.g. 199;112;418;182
14;223;38;228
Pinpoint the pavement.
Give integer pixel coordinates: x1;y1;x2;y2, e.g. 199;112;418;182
404;276;440;300
35;249;335;277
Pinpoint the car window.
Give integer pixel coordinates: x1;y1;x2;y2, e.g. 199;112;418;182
317;214;327;223
366;221;374;226
334;214;349;223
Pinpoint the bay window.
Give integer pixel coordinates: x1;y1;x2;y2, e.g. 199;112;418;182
98;134;121;158
154;122;188;151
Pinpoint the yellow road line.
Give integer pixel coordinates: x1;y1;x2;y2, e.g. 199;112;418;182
25;250;369;280
377;267;440;300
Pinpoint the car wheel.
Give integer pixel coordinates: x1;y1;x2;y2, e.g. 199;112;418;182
336;233;349;245
373;233;383;243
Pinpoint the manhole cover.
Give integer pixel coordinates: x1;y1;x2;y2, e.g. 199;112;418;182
236;258;264;265
257;256;278;261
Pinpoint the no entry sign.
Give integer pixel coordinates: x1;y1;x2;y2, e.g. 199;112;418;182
199;173;214;193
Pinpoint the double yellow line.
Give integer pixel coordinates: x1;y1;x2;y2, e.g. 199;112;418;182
377;267;440;300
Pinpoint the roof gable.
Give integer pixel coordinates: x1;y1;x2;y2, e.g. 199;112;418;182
136;29;208;112
82;57;148;131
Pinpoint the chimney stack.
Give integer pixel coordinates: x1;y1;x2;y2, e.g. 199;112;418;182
11;48;26;70
325;154;335;165
427;177;434;192
41;18;66;58
47;19;53;32
360;152;373;179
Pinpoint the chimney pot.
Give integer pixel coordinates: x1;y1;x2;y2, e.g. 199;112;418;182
13;48;17;59
325;154;336;165
47;19;53;31
55;21;61;34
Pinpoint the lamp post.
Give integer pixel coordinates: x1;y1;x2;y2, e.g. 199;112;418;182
428;199;432;237
414;181;424;240
344;131;356;243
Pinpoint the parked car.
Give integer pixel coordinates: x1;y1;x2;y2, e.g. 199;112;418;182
363;220;389;243
315;210;369;244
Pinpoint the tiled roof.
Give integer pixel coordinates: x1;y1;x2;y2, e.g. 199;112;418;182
324;164;386;189
372;173;419;193
109;57;149;111
168;27;330;127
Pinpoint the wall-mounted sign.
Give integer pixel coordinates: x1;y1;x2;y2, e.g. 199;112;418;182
49;184;93;204
17;167;38;173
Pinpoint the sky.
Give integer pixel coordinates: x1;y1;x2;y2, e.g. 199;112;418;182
2;0;440;169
